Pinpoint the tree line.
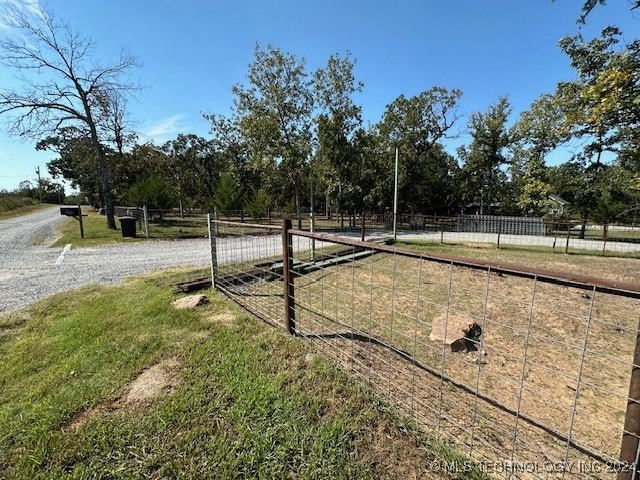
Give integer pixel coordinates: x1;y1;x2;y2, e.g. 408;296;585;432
2;2;640;229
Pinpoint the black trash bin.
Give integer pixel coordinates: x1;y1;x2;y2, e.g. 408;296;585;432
119;216;137;238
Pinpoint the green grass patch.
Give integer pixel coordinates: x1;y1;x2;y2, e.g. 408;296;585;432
0;199;50;220
0;268;486;479
52;210;145;247
52;210;211;247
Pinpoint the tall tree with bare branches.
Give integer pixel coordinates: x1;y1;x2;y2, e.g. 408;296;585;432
0;4;139;229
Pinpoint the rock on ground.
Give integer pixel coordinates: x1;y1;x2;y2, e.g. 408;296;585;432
429;312;478;346
172;294;209;309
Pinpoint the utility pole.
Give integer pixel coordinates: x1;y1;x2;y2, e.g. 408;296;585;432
35;166;42;203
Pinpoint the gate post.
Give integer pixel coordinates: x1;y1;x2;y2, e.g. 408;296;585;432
208;209;218;290
618;317;640;480
78;204;84;239
143;204;149;238
282;218;296;335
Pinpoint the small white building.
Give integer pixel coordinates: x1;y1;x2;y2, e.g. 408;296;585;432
548;194;570;216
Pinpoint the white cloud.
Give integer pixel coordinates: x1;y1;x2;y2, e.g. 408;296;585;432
140;114;189;143
0;0;45;31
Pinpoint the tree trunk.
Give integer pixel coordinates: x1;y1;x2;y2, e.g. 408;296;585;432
88;120;116;230
579;211;588;240
97;147;117;230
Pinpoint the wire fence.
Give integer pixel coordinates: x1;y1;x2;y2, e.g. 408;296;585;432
208;216;640;479
207;212;640;258
390;214;640;258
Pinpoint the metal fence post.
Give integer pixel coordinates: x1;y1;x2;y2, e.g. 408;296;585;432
208;210;218;290
618;317;640;480
282;218;296;335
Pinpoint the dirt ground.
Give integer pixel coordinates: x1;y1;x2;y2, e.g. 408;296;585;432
65;357;180;432
235;251;639;479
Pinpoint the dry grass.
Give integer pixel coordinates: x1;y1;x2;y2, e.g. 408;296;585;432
233;248;638;478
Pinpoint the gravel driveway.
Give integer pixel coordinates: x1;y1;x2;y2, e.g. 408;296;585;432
0;206;211;315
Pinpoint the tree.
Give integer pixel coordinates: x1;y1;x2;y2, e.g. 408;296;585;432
159;134;226;215
458;96;512;214
206;115;259;210
514;93;569;162
376;87;462;214
244;188;272;219
126;176;174;210
37;127;102;204
511;94;568;216
517;157;553;216
214;170;242;217
540;27;640;227
556;27;639;167
230;44;314;227
0;5;139;229
39;126;136;207
568;0;640;24
313;52;367;218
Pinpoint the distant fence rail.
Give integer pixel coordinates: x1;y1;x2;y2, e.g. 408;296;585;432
399;215;640;257
221;212;640;258
457;214;546;236
208;216;640;480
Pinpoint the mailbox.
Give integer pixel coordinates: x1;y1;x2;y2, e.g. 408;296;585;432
60;206;80;216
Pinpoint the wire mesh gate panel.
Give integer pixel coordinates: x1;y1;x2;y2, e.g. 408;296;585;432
210;218;640;479
208;219;284;327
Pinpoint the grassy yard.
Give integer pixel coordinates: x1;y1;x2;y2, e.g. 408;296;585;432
52;209;211;248
52;209;138;247
0;268;486;479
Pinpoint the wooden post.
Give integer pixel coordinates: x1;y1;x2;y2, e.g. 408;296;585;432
565;223;571;254
282;218;295;335
77;204;84;239
361;211;366;241
618;317;640;480
497;217;502;249
143;204;149;238
602;223;608;256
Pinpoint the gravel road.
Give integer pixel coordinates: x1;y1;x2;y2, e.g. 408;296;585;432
0;206;212;315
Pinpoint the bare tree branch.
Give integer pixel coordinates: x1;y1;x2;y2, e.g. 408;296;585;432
0;3;139;229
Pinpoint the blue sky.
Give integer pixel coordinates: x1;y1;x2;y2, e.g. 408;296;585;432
0;0;638;192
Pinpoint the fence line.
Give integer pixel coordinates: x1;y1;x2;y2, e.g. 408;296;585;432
389;214;640;258
209;218;640;479
207;212;640;258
